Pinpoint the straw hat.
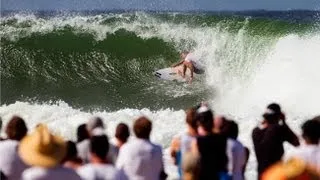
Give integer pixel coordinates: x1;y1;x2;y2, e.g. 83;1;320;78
262;158;320;180
18;124;67;168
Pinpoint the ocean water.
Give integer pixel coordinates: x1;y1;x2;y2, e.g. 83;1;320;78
1;10;320;179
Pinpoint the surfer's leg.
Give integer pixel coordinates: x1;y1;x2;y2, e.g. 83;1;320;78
182;64;187;78
183;61;194;78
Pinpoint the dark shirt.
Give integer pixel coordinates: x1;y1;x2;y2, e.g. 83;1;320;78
252;123;299;178
197;133;228;180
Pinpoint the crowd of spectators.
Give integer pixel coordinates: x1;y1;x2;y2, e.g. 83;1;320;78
0;102;319;180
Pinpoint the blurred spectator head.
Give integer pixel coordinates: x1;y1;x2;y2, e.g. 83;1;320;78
5;116;28;141
221;120;239;139
195;105;214;134
213;116;227;134
263;103;283;124
62;141;78;163
185;108;198;131
115;123;130;144
90;135;109;161
301;118;320;145
87;117;104;133
77;124;89;143
134;116;152;139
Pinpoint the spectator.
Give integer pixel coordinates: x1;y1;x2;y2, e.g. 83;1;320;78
213;116;227;134
191;105;229;180
77;124;90;143
252;103;300;179
111;123;130;161
62;141;83;170
222;120;247;180
77;117;117;164
170;107;198;179
116;116;166;180
0;116;29;179
19;124;81;180
77;117;104;163
288;116;320;172
77;135;127;180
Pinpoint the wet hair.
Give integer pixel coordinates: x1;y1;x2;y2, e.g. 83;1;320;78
263;103;282;124
77;124;90;143
62;141;79;163
134;117;152;139
185;108;198;130
195;109;214;133
301;119;320;144
115;123;130;143
90;135;109;160
221;120;239;139
5;116;28;141
263;113;279;124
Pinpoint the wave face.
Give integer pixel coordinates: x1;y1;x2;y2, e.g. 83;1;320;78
1;10;320;179
1;11;319;110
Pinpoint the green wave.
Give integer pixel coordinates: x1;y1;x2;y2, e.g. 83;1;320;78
1;12;319;110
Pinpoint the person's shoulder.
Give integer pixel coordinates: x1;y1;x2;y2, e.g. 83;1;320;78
153;143;163;153
103;164;122;175
252;126;264;134
0;139;18;148
22;167;48;179
58;167;81;179
77;164;95;179
149;140;162;150
119;139;134;150
77;163;94;172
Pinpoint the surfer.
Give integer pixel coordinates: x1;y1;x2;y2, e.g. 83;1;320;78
172;51;204;83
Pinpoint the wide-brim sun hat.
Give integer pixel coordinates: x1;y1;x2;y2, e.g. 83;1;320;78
18;124;67;168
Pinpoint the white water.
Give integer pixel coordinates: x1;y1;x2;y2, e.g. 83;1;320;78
1;13;320;179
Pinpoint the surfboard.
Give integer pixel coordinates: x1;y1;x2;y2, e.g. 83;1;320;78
153;65;196;82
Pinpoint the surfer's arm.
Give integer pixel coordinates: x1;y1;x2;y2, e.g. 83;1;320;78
171;59;184;67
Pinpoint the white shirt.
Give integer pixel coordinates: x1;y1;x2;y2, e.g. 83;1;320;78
77;139;90;163
226;138;246;180
180;133;195;155
0;140;28;180
116;138;163;180
22;166;81;180
290;144;320;172
77;164;127;180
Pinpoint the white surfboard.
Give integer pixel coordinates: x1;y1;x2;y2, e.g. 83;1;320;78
153;65;196;82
